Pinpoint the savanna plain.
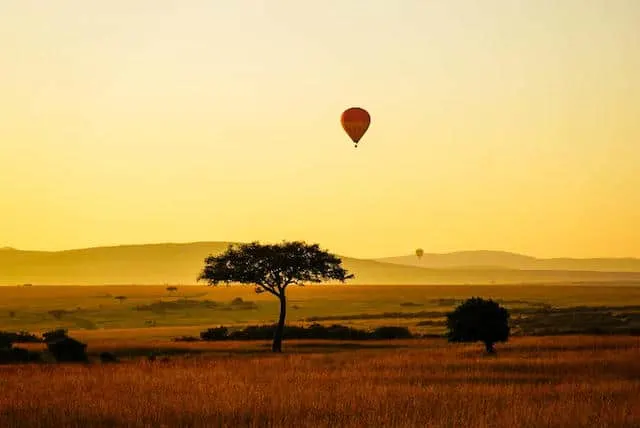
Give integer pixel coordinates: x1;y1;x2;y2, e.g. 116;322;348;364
1;284;639;427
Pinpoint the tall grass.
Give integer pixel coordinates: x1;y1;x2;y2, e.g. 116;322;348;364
1;336;638;427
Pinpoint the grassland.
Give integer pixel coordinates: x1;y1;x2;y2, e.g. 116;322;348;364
1;336;639;427
2;284;640;341
2;285;640;427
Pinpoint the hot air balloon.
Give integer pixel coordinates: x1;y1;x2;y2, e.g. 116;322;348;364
341;107;370;148
415;248;424;261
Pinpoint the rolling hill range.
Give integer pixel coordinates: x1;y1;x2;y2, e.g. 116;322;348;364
1;243;640;286
376;251;640;272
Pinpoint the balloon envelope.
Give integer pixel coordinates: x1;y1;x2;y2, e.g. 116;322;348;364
341;107;370;145
415;248;424;258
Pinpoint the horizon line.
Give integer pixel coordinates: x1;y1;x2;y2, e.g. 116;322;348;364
3;240;640;261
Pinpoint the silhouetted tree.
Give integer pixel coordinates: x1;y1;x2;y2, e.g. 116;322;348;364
166;286;178;294
446;297;510;354
114;296;127;304
198;241;353;352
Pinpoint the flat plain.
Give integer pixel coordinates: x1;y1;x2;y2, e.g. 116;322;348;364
2;284;640;339
1;284;640;427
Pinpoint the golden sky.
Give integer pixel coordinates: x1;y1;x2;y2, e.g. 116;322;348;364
1;1;639;258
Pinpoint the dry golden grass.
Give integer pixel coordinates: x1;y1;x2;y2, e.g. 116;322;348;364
1;336;639;427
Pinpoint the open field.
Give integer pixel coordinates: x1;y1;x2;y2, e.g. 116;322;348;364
2;282;640;427
1;336;639;427
2;285;640;340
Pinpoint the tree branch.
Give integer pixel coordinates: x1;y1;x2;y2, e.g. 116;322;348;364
257;281;281;298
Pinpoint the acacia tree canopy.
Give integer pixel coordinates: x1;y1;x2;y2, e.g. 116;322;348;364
198;241;353;295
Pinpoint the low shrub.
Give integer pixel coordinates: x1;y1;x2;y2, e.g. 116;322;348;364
400;302;424;307
198;324;414;341
43;331;88;363
200;327;229;341
415;320;446;327
173;336;200;342
372;326;413;339
0;347;40;364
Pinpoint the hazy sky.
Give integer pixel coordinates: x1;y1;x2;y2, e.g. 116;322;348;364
1;1;639;258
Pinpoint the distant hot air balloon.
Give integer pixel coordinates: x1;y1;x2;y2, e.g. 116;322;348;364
415;248;424;261
341;107;370;148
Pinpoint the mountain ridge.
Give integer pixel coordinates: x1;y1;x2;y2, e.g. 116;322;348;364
376;250;640;272
1;242;639;285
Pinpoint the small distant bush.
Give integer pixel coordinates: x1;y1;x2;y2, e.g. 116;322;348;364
415;320;446;327
135;299;219;313
48;310;70;320
200;327;229;341
420;333;446;339
400;302;424;308
372;326;412;339
0;332;41;364
0;347;40;364
173;336;200;342
230;299;257;310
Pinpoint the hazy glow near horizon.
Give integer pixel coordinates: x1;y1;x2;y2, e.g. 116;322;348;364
1;1;639;258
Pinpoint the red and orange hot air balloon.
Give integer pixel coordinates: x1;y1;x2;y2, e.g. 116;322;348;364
341;107;370;148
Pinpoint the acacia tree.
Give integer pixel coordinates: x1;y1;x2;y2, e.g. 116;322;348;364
198;241;353;352
446;297;510;354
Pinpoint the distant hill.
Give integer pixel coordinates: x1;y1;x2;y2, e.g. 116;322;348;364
376;250;640;272
1;243;640;286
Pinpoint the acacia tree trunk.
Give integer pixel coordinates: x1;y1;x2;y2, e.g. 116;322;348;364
272;293;287;353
